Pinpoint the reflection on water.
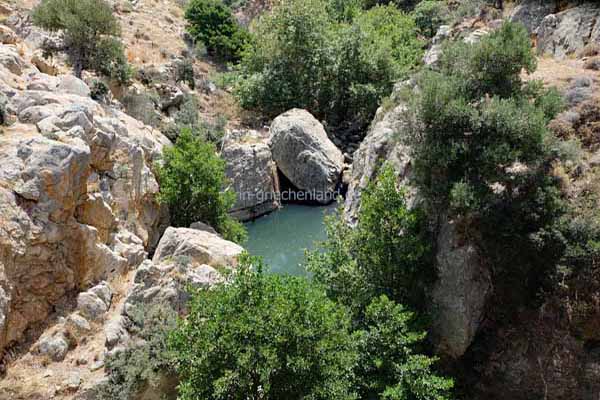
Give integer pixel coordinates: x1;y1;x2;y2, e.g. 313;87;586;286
244;203;338;276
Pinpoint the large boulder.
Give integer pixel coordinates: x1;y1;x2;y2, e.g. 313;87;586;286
537;4;600;59
223;130;280;221
153;227;244;268
431;218;491;358
269;109;344;204
509;0;558;34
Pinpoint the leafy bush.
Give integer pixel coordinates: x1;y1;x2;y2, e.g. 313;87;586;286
414;0;449;38
307;165;433;318
90;80;109;102
411;22;554;213
185;0;252;61
170;254;358;400
98;306;177;400
32;0;130;81
156;128;246;243
236;0;422;133
361;0;420;11
174;58;196;89
439;22;536;99
355;296;454;400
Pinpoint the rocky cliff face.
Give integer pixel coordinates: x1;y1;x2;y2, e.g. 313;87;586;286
343;77;491;360
0;35;172;357
345;2;600;398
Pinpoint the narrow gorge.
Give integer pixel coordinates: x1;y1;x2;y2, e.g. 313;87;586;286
0;0;599;399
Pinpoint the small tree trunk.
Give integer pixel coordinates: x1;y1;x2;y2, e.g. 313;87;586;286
74;57;83;79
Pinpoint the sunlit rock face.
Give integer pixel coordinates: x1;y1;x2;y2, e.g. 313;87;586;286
0;40;170;353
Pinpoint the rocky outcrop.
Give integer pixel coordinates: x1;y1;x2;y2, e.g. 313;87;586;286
537;3;600;59
153;227;244;268
344;81;416;223
0;43;170;354
431;218;491;358
269;109;344;204
122;228;242;341
509;0;557;34
344;81;491;358
222;130;280;221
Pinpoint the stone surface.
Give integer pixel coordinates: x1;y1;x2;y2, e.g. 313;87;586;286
509;0;557;34
431;218;491;358
104;315;130;350
76;282;113;321
57;75;91;97
0;26;17;45
344;80;416;223
65;313;91;342
31;50;58;76
35;331;69;362
223;130;280;221
189;221;218;234
537;4;600;59
269;109;344;204
0;41;170;354
153;227;243;268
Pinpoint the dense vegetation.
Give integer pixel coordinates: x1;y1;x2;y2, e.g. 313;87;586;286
170;254;358;400
185;0;252;61
235;0;423;134
99;306;177;400
307;166;433;317
170;254;452;400
96;2;600;400
32;0;131;82
156;129;246;243
406;21;567;311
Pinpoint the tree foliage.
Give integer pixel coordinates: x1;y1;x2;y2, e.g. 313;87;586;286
170;254;358;400
307;165;433;319
407;21;567;310
413;1;449;38
32;0;130;82
156;129;246;243
355;296;454;400
235;0;423;133
185;0;252;61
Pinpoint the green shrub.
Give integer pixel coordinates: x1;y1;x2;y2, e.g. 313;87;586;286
361;0;420;11
156;128;246;243
185;0;252;61
92;37;133;84
98;306;177;400
355;296;454;400
32;0;130;80
174;58;196;89
90;80;109;102
414;0;449;38
439;22;536;99
170;254;358;400
307;165;433;318
236;0;422;133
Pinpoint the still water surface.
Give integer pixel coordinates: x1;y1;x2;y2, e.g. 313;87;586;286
244;203;338;276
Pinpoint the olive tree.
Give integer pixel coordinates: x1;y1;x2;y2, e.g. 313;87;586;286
32;0;130;82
